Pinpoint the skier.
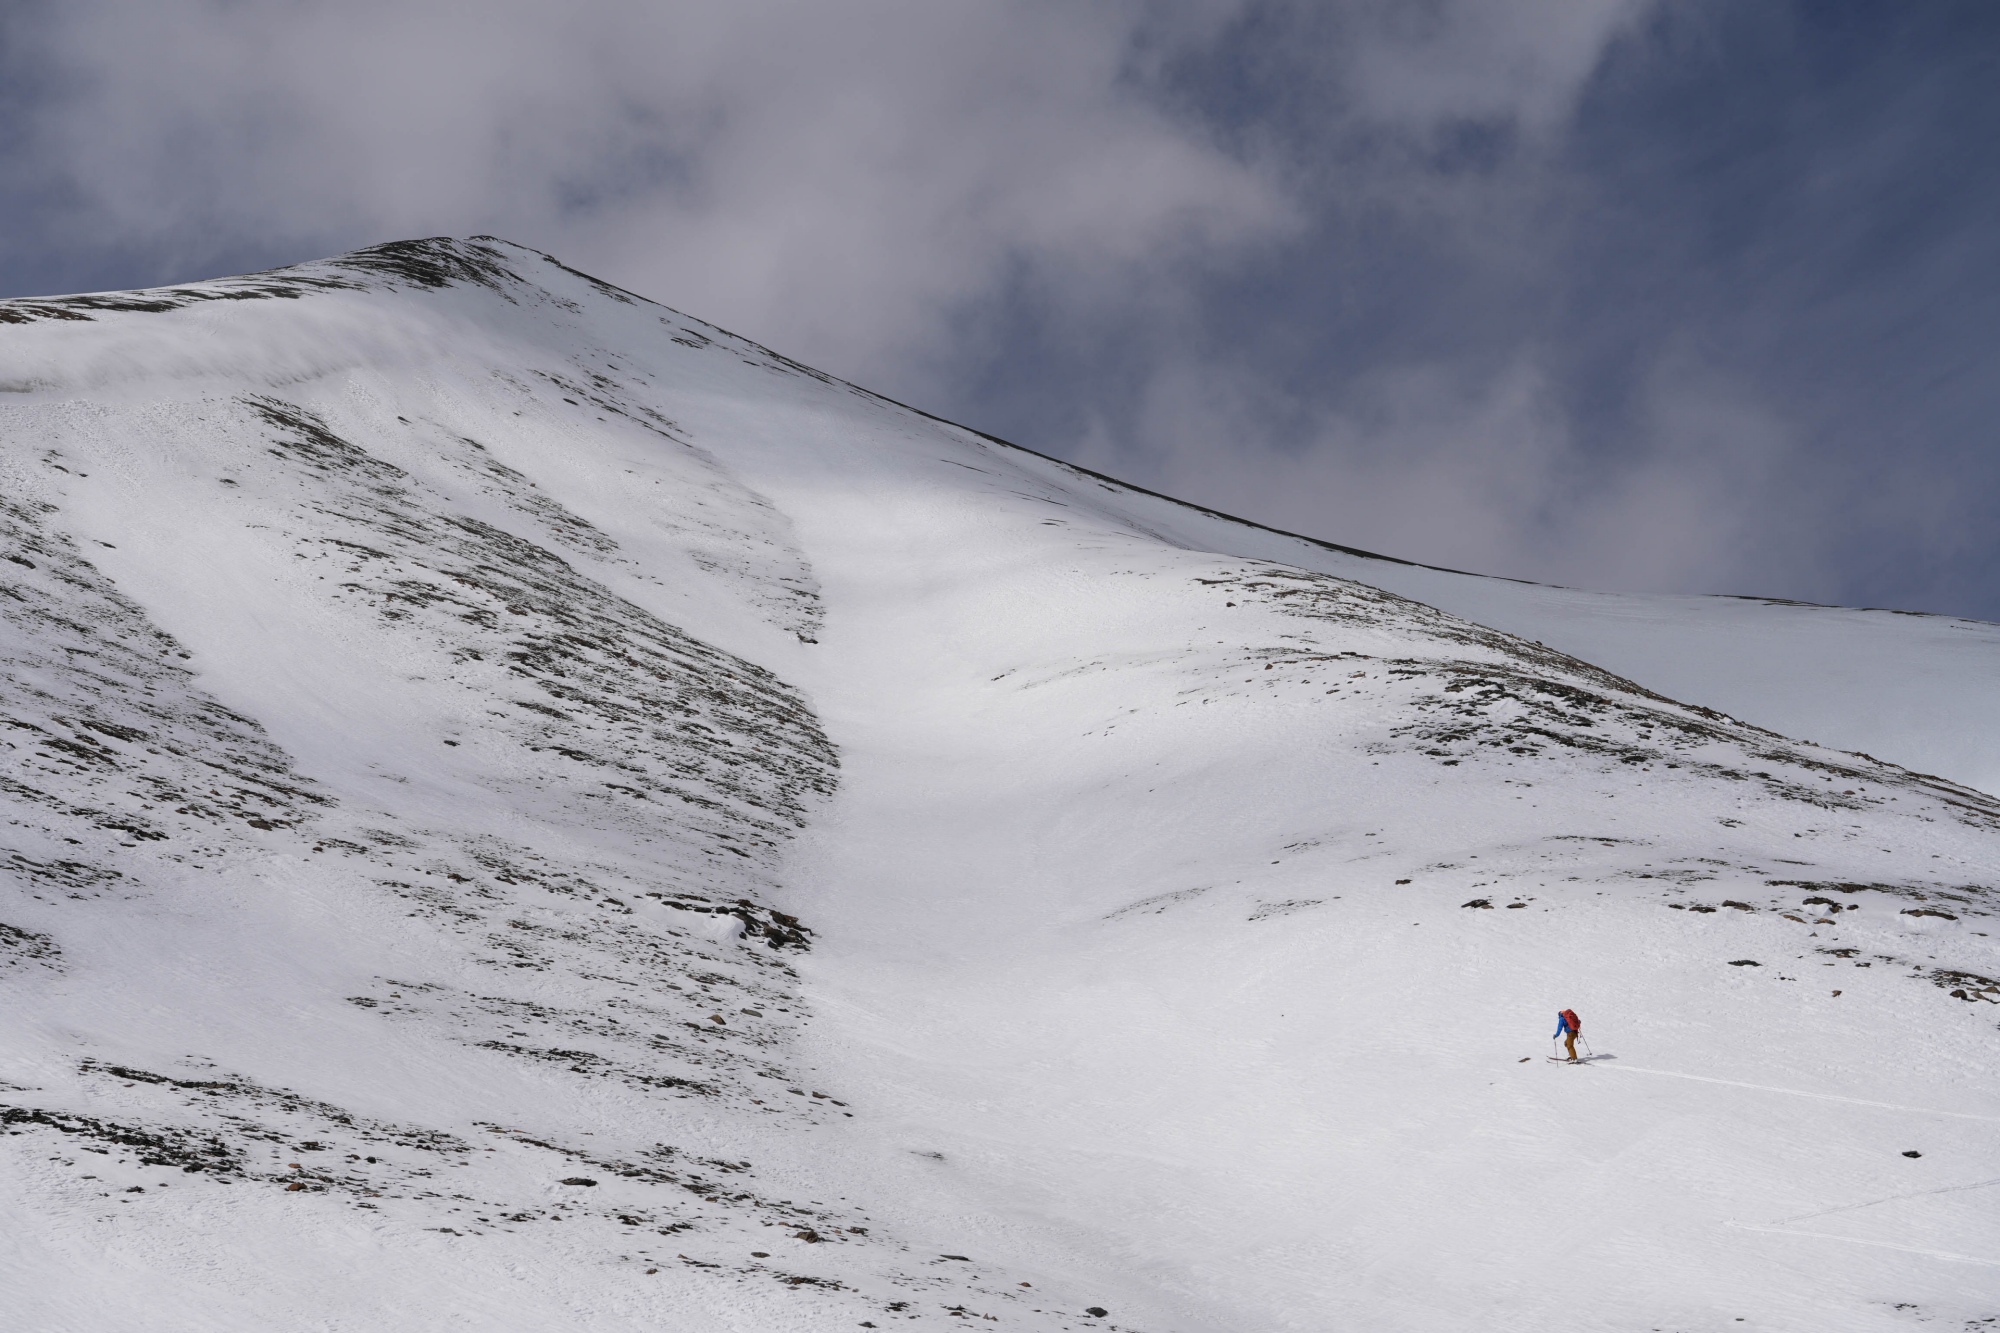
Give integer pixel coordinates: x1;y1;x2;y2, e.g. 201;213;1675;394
1553;1008;1582;1062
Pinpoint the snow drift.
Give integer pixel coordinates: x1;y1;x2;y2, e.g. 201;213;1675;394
3;238;1999;1331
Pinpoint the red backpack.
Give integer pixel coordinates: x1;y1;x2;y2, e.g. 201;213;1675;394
1561;1009;1581;1034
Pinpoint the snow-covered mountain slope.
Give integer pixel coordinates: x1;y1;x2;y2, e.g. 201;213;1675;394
1350;573;2000;798
4;237;2000;1332
956;443;2000;800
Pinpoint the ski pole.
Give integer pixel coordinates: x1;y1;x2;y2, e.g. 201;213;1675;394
1580;1035;1594;1057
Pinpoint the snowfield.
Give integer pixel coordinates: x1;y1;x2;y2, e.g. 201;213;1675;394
3;238;1999;1332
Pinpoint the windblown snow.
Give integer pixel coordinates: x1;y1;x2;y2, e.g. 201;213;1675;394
3;238;1999;1332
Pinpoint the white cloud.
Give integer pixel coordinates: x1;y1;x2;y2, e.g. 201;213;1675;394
19;1;1294;384
1076;344;1829;598
21;0;1899;608
1343;0;1657;133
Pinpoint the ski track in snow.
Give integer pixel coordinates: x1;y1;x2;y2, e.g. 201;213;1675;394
1602;1064;2000;1122
1769;1175;2000;1226
2;236;1999;1330
1728;1224;2000;1270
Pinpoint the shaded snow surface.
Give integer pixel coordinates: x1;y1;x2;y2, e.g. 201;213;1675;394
3;237;2000;1331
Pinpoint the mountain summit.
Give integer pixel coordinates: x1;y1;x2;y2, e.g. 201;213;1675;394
4;237;1999;1330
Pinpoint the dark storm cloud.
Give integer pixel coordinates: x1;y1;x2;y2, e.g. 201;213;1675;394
3;1;1996;615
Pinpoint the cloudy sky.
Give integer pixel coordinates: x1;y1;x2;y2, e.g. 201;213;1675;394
4;1;1996;617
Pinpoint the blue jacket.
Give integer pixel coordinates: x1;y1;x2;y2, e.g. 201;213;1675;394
1554;1012;1575;1037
